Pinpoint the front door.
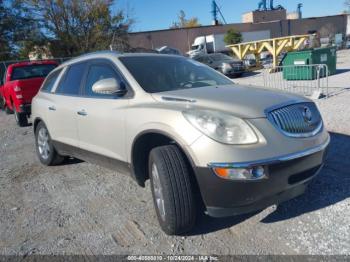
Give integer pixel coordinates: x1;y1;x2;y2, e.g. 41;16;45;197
76;60;129;165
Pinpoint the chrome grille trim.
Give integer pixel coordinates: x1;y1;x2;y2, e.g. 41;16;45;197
265;102;323;138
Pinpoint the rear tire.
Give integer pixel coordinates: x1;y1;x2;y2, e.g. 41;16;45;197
149;145;196;235
13;105;28;127
4;102;13;114
35;121;64;166
0;97;4;109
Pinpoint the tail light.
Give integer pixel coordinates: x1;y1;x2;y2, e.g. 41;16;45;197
14;86;23;99
14;86;21;92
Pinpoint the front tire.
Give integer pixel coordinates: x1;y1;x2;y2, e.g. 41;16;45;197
149;145;196;235
13;105;28;127
35;121;64;166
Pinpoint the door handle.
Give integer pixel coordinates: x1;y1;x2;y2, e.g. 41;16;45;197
77;110;88;116
48;106;56;111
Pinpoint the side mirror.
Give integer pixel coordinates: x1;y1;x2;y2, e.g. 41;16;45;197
92;78;126;96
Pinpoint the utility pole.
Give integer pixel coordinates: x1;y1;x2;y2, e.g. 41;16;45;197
211;0;227;25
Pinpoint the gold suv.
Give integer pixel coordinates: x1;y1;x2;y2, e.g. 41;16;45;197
32;51;330;235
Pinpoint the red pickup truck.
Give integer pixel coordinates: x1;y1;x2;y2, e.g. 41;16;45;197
0;60;58;126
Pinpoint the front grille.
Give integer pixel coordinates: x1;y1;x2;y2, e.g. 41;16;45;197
230;62;243;68
266;102;323;137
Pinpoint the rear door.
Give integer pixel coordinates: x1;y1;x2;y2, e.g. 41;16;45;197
33;68;63;124
76;59;130;163
47;62;88;147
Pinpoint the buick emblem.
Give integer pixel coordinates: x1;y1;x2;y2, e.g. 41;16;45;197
302;106;313;123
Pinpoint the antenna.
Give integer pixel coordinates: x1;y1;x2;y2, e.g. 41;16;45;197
211;0;227;25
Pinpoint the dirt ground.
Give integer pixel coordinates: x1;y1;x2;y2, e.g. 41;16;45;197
0;67;350;256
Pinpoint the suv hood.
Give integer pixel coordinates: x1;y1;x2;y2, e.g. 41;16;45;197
151;85;308;119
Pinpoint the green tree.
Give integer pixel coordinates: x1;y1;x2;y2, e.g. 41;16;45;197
0;0;31;60
0;0;44;60
224;29;242;45
171;10;201;29
17;34;47;59
24;0;133;56
0;0;11;59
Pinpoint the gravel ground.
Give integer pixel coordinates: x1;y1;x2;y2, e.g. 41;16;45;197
0;80;350;256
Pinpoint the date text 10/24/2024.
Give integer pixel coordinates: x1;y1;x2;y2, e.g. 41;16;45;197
126;255;219;261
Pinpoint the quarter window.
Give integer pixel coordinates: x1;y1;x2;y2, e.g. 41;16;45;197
84;64;121;98
56;62;87;95
41;69;62;93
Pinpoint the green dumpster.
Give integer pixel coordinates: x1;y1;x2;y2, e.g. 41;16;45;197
282;47;337;80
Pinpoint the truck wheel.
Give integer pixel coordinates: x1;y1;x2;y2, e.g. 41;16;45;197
0;98;4;109
13;105;28;127
4;103;13;114
35;121;64;166
149;145;196;235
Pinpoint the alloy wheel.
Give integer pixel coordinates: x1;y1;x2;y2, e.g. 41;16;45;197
37;127;50;160
152;162;166;221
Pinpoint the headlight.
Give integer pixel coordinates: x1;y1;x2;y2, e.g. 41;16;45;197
222;63;232;70
183;110;258;145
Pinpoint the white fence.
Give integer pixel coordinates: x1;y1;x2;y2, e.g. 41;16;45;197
262;64;329;98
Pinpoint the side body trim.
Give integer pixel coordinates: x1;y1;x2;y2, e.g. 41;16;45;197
52;141;131;175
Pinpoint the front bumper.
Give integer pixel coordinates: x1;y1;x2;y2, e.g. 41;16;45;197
223;68;244;76
19;104;31;115
193;139;329;217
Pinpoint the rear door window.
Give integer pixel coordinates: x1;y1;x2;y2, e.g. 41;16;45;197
41;69;62;93
55;62;87;95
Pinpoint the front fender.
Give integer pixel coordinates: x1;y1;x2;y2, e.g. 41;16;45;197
127;121;202;166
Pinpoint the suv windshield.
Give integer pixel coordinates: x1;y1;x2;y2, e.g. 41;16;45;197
119;56;232;93
11;64;57;81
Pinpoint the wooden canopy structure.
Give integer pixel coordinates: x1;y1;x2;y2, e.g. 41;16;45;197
227;34;313;67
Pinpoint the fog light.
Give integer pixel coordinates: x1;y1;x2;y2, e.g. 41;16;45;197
252;166;265;179
212;166;267;181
